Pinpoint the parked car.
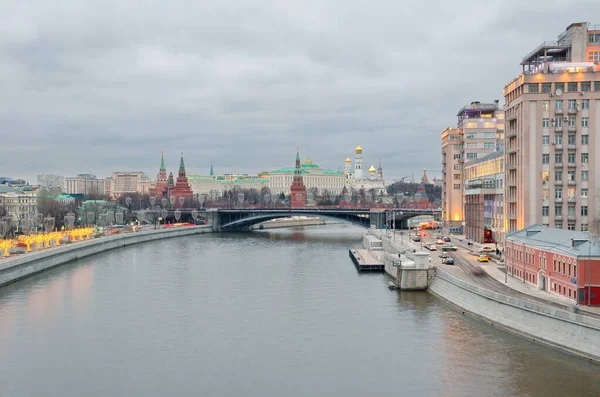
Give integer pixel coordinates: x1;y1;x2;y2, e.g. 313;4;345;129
425;244;437;251
477;254;490;262
442;257;454;265
439;252;449;258
443;237;451;242
412;236;421;242
436;239;444;245
442;244;458;251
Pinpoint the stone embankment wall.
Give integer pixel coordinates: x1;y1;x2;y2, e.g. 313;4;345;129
430;267;600;362
251;218;329;230
0;226;213;287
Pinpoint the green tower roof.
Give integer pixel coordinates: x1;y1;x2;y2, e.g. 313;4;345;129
179;152;185;173
209;163;214;176
160;151;165;170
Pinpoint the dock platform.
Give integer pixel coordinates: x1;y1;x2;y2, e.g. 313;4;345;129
349;248;384;271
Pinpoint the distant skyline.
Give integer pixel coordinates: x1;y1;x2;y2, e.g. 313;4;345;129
1;1;598;183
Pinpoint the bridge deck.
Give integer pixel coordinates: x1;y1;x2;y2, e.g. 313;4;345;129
349;249;384;271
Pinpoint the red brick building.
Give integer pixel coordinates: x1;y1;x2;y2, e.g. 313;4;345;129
506;225;600;306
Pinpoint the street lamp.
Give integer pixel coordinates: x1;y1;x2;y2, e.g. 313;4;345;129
161;209;168;226
179;196;185;208
169;195;176;208
161;197;168;208
263;193;271;209
198;194;206;209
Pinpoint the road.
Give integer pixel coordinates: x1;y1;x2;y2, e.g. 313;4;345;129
417;232;600;318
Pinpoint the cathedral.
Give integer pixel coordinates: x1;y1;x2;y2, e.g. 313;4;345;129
343;145;386;194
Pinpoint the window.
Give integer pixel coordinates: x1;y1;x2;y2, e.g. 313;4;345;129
582;99;590;109
589;33;600;43
568;205;575;217
582;117;588;127
466;133;476;139
568;171;576;181
568;134;576;145
483;132;495;139
484;142;495;149
568;223;576;231
453;154;462;160
555;206;562;216
581;82;591;91
595;81;600;91
555;171;562;181
542;206;549;216
542;100;550;110
554;134;563;145
543;135;550;145
568;116;576;127
556;222;562;229
555;153;562;164
582;134;589;145
568;82;578;92
555;117;562;128
582;206;588;216
568;99;577;110
590;51;600;63
568;153;576;164
453;174;461;180
555;83;564;92
555;188;562;199
542;154;550;164
582;171;588;181
555;100;563;110
453;144;463;150
453;164;462;170
582;188;588;198
453;184;461;190
542;118;550;128
528;84;539;93
466;153;477;159
582;153;589;163
541;83;552;93
582;224;589;231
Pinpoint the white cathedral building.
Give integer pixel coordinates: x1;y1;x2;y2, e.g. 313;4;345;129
343;145;386;194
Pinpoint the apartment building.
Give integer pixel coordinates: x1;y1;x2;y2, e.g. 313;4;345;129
108;172;152;197
65;174;106;196
441;101;504;235
463;150;504;243
504;22;600;233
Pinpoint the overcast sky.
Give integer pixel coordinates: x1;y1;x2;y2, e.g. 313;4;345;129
1;1;598;183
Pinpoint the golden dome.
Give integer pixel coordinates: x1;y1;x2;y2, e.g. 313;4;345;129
355;145;362;153
344;157;352;163
304;157;313;165
368;165;377;173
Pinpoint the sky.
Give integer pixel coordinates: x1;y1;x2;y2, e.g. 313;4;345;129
1;1;599;183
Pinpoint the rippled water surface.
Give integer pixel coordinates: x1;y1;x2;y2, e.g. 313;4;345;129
0;225;598;397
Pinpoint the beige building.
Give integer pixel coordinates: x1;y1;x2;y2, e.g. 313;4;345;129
108;172;152;197
65;174;106;196
269;158;345;197
464;150;505;243
188;174;269;199
504;22;600;233
0;185;38;222
441;101;504;234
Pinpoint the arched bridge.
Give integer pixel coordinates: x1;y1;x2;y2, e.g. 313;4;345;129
205;208;441;231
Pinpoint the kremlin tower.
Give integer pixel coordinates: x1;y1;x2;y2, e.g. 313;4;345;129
152;151;168;197
290;149;306;208
354;145;363;180
172;152;193;208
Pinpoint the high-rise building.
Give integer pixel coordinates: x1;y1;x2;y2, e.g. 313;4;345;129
37;174;65;191
109;171;149;197
441;128;464;233
65;174;105;196
504;22;600;233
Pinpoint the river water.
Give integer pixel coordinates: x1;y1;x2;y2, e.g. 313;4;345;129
0;225;598;397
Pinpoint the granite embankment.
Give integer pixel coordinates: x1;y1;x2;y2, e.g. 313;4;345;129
0;226;212;287
429;267;600;362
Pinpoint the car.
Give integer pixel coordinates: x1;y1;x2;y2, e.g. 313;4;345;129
425;244;437;251
411;236;421;242
442;244;458;251
443;237;451;242
436;239;445;245
439;252;449;258
481;246;494;253
442;257;454;265
477;255;490;262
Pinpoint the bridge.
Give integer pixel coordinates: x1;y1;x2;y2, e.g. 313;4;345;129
203;208;441;231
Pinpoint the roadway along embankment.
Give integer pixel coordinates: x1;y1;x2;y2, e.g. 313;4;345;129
0;226;213;287
429;267;600;362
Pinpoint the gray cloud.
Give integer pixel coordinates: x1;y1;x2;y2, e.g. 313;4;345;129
1;0;599;183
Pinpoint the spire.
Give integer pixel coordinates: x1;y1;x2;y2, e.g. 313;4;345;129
294;149;302;176
179;152;186;174
209;162;214;176
167;172;174;186
421;168;429;185
160;151;165;171
296;149;300;162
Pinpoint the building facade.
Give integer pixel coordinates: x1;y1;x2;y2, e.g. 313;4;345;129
506;225;600;306
65;174;106;196
37;174;65;191
109;171;151;197
269;158;345;197
0;185;38;223
441;128;464;233
504;22;600;233
463;150;505;243
343;145;386;194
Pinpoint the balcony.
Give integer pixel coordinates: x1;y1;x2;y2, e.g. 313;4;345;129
568;125;577;132
506;147;517;154
555;108;564;114
555;215;563;221
554;125;565;132
568;180;576;186
568;196;576;203
567;108;578;114
506;130;517;138
554;162;563;168
553;143;563;150
567;162;577;168
568;214;577;220
568;144;577;150
554;180;563;185
555;197;563;203
507;197;517;203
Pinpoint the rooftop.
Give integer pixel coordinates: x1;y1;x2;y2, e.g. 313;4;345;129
507;225;600;257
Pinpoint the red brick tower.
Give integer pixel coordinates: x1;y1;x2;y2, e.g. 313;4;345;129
151;151;168;197
290;150;306;208
173;152;193;208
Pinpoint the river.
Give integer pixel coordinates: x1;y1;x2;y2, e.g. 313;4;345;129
0;225;598;397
